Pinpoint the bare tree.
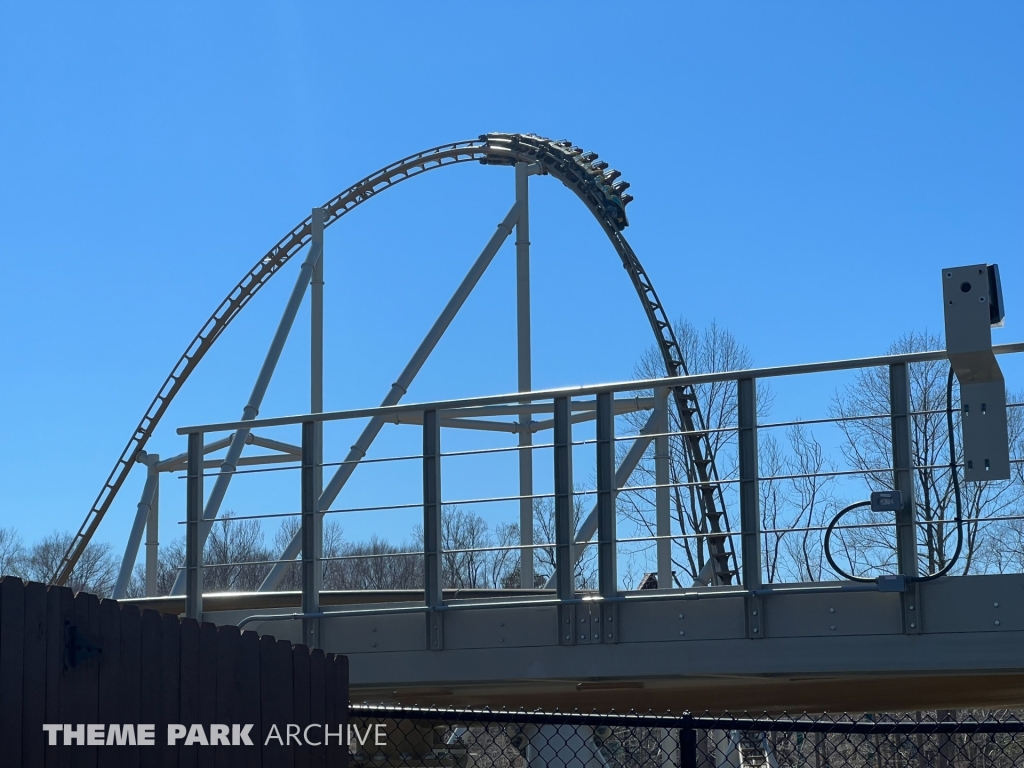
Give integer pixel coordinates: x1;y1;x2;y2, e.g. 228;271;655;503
23;530;118;595
442;506;493;589
0;527;26;577
777;424;840;582
621;320;770;585
533;495;598;590
830;331;1024;577
201;513;272;592
339;535;422;590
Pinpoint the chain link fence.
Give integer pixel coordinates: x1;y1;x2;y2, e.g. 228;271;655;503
349;706;1024;768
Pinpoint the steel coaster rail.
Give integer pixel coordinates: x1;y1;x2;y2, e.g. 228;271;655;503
59;133;734;587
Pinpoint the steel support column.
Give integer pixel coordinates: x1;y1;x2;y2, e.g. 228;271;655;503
515;162;534;589
113;454;160;598
185;432;203;622
301;420;320;648
654;387;672;588
553;397;575;602
544;410;658;589
145;456;159;597
738;378;763;639
259;201;522;592
596;392;618;599
890;362;920;578
311;207;325;595
169;231;324;595
738;378;762;590
423;409;444;649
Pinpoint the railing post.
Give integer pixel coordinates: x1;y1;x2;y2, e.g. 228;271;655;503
596;392;617;599
738;378;762;591
654;387;672;589
890;362;920;578
423;409;444;649
185;432;204;622
301;420;320;648
553;396;577;644
738;378;763;639
145;454;160;598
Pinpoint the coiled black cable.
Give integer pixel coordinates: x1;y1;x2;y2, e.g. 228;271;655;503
824;364;964;583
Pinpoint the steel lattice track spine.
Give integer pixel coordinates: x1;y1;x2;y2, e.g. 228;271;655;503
56;134;736;586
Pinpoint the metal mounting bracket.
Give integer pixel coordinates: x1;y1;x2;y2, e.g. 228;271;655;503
745;594;764;639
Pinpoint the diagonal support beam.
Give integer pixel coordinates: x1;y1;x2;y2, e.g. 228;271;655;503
169;235;323;595
112;454;160;598
257;201;523;592
543;410;658;589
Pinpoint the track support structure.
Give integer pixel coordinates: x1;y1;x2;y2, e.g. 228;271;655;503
515;161;534;589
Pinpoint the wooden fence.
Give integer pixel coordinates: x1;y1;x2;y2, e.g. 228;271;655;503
0;576;349;767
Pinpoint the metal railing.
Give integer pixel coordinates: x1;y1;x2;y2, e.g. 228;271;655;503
174;342;1024;630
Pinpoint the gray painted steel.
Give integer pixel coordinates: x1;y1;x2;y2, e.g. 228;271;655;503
185;432;203;621
942;264;1011;480
301;420;320;648
258;201;522;592
144;455;159;597
203;572;1024;710
423;410;443;614
553;397;575;604
595;392;617;600
169;232;324;595
889;362;920;578
654;388;672;588
738;377;761;592
113;454;159;598
515;161;534;589
178;342;1024;436
60;133;719;591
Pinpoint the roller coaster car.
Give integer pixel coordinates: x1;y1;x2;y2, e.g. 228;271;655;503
481;133;632;230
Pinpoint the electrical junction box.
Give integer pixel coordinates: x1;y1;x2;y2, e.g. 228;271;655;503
870;490;903;513
942;264;1011;481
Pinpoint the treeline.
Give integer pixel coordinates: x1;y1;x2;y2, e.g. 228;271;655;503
0;500;599;598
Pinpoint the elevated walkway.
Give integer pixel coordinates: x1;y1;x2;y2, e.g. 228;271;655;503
125;572;1024;712
151;341;1024;713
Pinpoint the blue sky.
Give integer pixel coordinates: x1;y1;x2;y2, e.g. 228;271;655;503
1;3;1022;561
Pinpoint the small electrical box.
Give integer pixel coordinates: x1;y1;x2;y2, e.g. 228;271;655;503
876;574;907;593
870;490;904;513
942;264;1011;482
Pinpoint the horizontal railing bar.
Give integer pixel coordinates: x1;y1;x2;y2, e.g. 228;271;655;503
158;452;300;473
909;401;1023;417
175;462;301;479
177;342;1024;433
441;442;554;458
619;478;739;492
760;466;894;482
610;532;741;544
320;452;424;468
438;396;656;419
175;510;301;524
757;412;890;430
175;557;292;570
441;490;557;506
615;426;737;442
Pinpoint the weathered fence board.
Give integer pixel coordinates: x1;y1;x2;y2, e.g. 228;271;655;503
0;577;348;767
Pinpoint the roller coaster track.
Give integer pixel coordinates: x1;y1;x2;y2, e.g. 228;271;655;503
56;133;738;587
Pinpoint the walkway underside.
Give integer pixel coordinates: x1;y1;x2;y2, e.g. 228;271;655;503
125;572;1024;713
